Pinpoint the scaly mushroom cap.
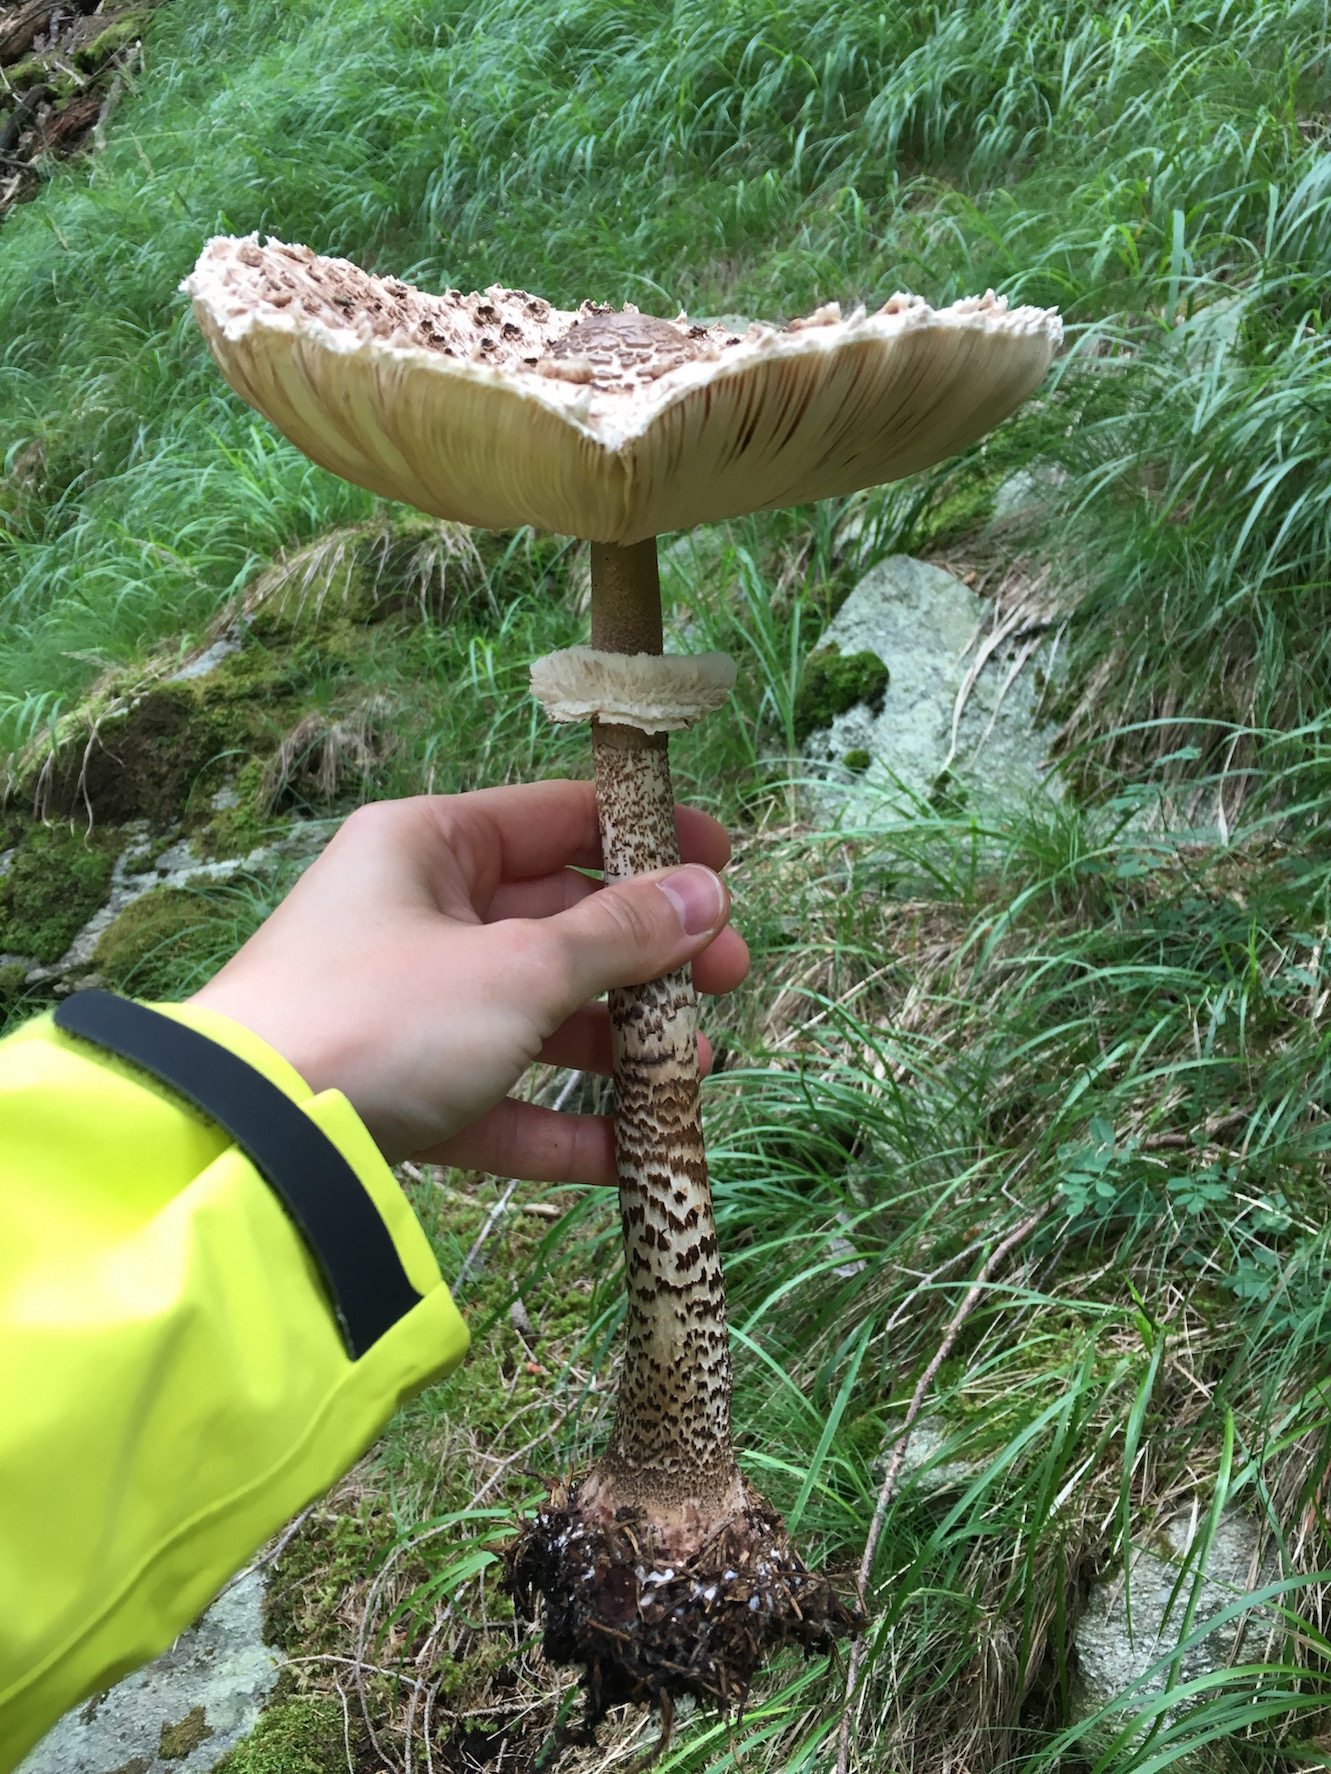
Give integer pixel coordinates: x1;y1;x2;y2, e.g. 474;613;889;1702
185;235;1062;544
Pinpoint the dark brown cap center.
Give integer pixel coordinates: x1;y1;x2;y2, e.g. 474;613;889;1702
541;311;702;385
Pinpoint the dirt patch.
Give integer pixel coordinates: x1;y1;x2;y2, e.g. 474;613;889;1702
0;1;165;223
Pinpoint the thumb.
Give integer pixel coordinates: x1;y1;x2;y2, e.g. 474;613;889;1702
544;864;729;1008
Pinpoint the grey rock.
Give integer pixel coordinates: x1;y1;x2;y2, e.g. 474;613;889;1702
875;1414;980;1498
166;630;245;684
826;1210;867;1279
804;555;1059;819
1072;1506;1281;1750
18;1569;279;1774
991;463;1068;524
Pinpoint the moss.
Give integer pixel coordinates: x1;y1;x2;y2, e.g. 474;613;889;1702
929;770;970;814
438;1639;518;1705
793;646;890;745
93;887;224;998
198;758;285;860
261;1498;400;1659
34;639;325;828
41;688;220;826
248;516;488;637
843;747;872;773
915;468;999;551
0;824;118;963
158;1705;212;1760
4;57;48;88
212;1699;348;1774
75;13;149;73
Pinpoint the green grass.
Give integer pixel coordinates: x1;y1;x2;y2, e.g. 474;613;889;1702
6;0;1331;1769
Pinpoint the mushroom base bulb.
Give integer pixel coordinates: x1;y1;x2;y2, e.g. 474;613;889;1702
505;1479;859;1724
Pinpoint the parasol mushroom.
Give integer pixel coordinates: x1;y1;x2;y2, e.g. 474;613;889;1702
184;235;1062;1722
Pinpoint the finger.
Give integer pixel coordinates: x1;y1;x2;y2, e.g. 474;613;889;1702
537;1006;717;1077
421;782;732;900
487;867;600;923
675;806;731;873
486;882;750;999
420;1098;617;1187
691;926;750;995
524;865;730;1031
485;803;732;921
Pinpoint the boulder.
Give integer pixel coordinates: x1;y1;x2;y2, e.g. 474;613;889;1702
18;1569;279;1774
801;555;1059;818
1072;1506;1281;1754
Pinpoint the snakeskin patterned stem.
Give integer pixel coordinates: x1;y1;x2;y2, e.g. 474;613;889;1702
588;540;741;1521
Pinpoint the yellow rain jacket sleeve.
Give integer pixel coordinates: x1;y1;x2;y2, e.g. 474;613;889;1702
0;994;470;1774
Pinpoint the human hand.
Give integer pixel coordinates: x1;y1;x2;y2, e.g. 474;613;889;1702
189;780;748;1185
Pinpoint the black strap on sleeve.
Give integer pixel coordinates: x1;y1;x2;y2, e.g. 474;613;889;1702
54;991;423;1360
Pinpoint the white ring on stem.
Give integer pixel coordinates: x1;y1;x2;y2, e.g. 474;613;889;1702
530;646;737;732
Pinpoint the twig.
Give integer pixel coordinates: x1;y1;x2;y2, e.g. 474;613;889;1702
455;1177;520;1293
220;1505;313;1595
334;1678;355;1774
939;602;1035;778
454;1070;582;1293
834;1204;1049;1774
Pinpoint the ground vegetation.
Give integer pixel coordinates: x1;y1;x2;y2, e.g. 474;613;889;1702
4;0;1331;1769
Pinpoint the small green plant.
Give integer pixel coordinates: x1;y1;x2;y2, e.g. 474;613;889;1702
1167;1162;1233;1218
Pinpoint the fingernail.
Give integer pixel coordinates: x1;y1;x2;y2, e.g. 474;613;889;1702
657;865;726;937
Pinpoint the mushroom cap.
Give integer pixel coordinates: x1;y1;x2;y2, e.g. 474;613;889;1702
185;235;1062;545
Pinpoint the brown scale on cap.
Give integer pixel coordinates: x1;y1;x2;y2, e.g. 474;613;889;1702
216;240;741;387
538;308;716;388
227;238;562;366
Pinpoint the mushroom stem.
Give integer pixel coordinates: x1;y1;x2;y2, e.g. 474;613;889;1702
506;542;859;1715
586;539;743;1532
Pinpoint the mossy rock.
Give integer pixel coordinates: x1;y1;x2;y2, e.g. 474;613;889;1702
211;1698;345;1774
0;824;118;963
94;887;227;998
45;689;213;825
33;640;322;828
793;646;890;745
197;757;286;860
843;747;872;773
74;11;150;73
